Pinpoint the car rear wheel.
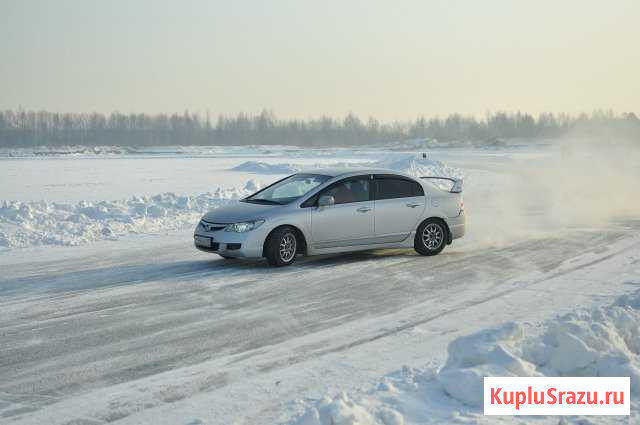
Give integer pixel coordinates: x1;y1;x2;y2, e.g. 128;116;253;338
414;218;447;256
265;226;298;267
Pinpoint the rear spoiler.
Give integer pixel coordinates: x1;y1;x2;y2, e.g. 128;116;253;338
420;176;463;193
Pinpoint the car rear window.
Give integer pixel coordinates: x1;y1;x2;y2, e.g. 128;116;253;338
375;177;423;200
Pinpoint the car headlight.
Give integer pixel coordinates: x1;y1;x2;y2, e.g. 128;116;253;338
224;220;265;233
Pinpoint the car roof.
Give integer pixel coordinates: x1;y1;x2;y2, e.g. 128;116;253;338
299;167;414;179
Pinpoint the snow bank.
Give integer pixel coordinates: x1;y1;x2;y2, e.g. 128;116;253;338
372;154;463;180
437;322;535;406
231;161;301;174
230;154;463;181
0;180;261;249
287;291;640;424
441;292;640;406
0;145;139;157
0;145;294;158
292;391;405;425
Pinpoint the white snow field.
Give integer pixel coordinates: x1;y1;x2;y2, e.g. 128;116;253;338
1;144;639;425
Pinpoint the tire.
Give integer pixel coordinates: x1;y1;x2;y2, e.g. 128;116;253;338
414;218;447;256
265;226;298;267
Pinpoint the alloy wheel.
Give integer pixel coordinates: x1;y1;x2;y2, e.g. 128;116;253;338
279;233;296;262
422;223;443;250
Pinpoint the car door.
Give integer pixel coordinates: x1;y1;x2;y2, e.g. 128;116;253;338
373;175;426;243
309;175;374;248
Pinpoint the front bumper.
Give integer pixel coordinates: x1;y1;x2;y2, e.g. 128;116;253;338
193;228;265;258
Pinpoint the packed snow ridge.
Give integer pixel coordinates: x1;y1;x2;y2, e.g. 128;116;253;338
231;161;301;174
372;154;463;180
232;154;464;180
289;291;640;425
0;145;293;158
0;180;261;249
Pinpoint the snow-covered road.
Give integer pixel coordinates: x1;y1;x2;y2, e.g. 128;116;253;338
2;221;639;424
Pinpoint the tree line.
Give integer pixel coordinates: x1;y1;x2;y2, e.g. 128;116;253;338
0;109;638;147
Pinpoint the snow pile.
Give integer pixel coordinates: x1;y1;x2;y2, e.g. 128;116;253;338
0;180;261;249
0;145;139;157
441;292;640;406
231;161;301;174
372;154;463;180
0;145;290;158
287;291;640;424
292;391;406;425
230;160;366;174
230;154;463;180
437;323;535;406
525;293;640;392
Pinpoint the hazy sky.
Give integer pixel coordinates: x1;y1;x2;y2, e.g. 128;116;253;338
2;0;639;120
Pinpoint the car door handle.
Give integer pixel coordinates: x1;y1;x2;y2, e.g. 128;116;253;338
356;206;372;213
406;203;423;208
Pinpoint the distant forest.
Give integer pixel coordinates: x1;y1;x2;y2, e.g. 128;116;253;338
1;109;638;147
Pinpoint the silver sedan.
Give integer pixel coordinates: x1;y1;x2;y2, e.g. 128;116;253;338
194;168;465;266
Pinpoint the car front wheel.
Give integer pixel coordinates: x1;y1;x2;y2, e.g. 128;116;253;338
414;218;447;256
265;226;298;267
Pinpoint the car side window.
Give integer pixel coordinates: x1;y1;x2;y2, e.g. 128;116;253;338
375;176;423;200
313;176;371;205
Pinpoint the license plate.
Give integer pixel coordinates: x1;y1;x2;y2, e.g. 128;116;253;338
194;235;212;247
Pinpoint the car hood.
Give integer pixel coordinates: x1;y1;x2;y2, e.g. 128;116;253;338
201;201;281;223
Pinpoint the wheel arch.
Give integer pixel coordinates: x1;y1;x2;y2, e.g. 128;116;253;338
262;224;308;257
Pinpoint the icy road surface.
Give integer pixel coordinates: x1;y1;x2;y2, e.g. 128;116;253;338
1;223;639;424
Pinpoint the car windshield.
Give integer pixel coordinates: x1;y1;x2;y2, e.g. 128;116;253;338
244;173;330;205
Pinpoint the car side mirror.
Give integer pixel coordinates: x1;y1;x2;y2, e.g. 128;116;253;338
318;195;335;207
